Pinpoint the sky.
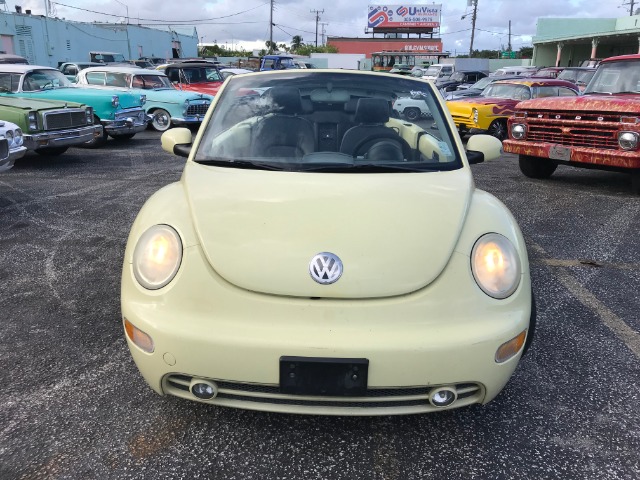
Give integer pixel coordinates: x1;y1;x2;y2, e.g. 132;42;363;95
16;0;629;55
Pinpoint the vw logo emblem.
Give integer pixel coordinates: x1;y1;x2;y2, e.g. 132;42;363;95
309;252;343;285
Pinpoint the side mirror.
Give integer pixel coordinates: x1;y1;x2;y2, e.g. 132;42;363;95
161;127;192;157
465;134;503;164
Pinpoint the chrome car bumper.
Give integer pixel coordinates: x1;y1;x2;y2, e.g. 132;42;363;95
23;125;104;150
102;111;151;137
171;115;207;126
0;143;27;173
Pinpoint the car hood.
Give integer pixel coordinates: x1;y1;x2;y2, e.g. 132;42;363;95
184;164;473;299
514;94;640;112
143;88;213;103
0;95;84;110
15;86;143;109
176;82;222;96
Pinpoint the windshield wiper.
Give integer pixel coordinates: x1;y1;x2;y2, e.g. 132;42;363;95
583;91;612;95
194;158;285;171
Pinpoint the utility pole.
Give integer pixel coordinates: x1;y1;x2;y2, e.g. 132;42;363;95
269;0;274;54
623;0;636;15
320;22;328;46
508;20;512;51
462;0;479;57
311;9;324;47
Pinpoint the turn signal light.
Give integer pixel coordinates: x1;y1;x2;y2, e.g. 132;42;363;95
495;330;527;363
124;318;154;353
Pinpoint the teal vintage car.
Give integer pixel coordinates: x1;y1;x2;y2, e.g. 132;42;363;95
0;65;149;147
75;66;212;131
0;97;102;155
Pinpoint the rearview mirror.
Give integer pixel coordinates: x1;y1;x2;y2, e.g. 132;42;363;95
465;134;503;164
161;127;192;157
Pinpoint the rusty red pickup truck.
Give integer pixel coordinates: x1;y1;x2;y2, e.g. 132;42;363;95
503;54;640;194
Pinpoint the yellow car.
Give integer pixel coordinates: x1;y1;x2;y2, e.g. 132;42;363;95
121;70;535;415
446;78;580;140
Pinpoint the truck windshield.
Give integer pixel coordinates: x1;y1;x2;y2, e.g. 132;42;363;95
583;61;640;94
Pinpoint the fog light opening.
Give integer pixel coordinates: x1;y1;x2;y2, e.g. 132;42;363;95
495;329;528;363
190;379;218;400
429;387;457;407
123;318;154;353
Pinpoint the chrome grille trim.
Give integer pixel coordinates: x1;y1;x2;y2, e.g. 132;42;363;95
164;373;483;412
0;138;9;161
42;109;87;130
186;103;210;116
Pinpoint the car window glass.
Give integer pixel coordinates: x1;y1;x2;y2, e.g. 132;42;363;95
558;87;578;96
86;72;106;85
194;72;461;172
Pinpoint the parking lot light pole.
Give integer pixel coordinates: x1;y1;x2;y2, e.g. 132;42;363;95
114;0;132;60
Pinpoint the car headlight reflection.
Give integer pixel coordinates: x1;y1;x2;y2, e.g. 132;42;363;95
14;128;23;146
132;225;182;290
471;233;521;299
472;108;479;124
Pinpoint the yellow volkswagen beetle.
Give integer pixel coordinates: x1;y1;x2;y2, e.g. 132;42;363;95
121;69;535;415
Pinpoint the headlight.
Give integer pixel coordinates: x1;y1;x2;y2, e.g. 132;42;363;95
85;107;94;124
28;111;38;130
471;233;521;299
132;225;182;290
4;130;13;144
112;95;120;107
140;94;147;106
472;108;479;124
618;131;639;150
14;128;23;146
511;124;527;140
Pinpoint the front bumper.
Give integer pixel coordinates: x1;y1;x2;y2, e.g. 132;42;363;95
0;145;27;172
102;110;151;137
23;125;103;150
503;139;640;170
122;244;532;416
171;115;206;126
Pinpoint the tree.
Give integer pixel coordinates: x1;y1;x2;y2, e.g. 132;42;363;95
265;40;277;53
291;35;303;52
519;46;533;59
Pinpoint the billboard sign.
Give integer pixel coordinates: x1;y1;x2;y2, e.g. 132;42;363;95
367;4;441;29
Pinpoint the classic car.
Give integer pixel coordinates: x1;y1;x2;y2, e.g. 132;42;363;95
219;68;253;80
556;67;596;92
443;75;522;101
447;78;580;140
58;61;103;81
122;69;535;415
530;67;565;78
436;70;488;92
75;66;212;131
0;64;149;146
504;54;640;194
0;97;101;155
0;119;27;172
157;62;224;96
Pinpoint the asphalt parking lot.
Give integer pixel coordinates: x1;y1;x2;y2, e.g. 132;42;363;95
1;130;638;480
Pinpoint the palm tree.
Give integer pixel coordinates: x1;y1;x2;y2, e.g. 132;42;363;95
291;35;303;52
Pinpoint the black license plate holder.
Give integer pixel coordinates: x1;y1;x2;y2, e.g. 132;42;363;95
279;356;369;397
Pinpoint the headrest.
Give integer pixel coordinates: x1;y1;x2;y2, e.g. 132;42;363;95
354;98;390;124
266;86;303;114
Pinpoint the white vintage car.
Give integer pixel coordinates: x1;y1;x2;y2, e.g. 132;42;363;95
0;119;27;172
122;69;535;415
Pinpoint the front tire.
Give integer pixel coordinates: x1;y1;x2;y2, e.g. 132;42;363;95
487;119;507;141
404;107;421;121
150;108;172;132
519;155;558;179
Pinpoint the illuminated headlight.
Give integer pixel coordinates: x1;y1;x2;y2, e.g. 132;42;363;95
28;111;38;130
472;108;479;124
132;225;182;290
85;107;94;124
511;123;527;140
471;233;521;299
618;131;639;150
14;128;23;146
112;95;120;108
140;94;147;106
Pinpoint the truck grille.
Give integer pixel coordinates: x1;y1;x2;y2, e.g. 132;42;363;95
43;109;88;130
524;110;621;150
186;103;209;116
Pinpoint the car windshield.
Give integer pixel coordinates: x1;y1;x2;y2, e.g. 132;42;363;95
21;69;73;91
583;61;639;94
482;83;532;100
194;71;461;173
182;67;223;83
448;72;466;82
469;76;493;90
423;66;441;76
